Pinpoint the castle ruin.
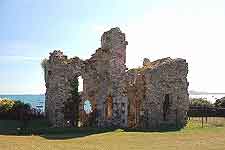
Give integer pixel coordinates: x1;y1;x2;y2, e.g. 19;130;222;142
44;27;189;129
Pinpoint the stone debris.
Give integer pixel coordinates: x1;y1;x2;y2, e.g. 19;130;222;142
45;27;189;128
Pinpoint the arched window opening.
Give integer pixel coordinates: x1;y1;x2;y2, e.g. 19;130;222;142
84;100;92;114
78;76;83;92
163;94;170;121
106;96;113;119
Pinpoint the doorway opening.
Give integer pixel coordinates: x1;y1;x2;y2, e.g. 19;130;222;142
105;96;113;119
163;94;170;121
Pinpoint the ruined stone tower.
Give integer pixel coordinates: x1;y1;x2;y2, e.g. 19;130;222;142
45;27;189;129
100;28;128;127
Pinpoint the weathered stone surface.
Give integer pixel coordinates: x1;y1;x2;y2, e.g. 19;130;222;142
44;27;189;129
143;58;151;67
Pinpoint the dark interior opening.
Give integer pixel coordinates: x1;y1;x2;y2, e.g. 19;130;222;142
48;71;52;76
163;94;170;121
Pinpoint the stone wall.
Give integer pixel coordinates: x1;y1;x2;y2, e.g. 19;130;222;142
45;28;128;127
45;27;189;129
45;51;84;127
126;57;189;128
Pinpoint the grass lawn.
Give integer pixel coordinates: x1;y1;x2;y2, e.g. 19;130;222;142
0;119;225;150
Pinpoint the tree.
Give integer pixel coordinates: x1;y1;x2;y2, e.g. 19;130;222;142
41;58;48;71
12;100;31;121
63;76;80;127
214;97;225;108
0;98;31;121
190;98;213;107
0;98;15;112
41;58;48;82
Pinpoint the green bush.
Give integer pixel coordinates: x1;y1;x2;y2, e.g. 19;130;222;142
0;98;15;112
0;98;31;120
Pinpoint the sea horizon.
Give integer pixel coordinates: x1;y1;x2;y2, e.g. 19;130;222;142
1;93;225;109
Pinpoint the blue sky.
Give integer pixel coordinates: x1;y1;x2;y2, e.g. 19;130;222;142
0;0;225;94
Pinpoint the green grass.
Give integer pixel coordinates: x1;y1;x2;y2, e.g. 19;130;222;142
188;117;225;128
0;119;225;150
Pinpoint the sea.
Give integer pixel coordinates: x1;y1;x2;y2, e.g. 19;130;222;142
0;95;45;112
0;94;224;112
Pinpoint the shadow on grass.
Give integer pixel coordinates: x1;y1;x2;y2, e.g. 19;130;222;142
40;128;116;140
2;119;224;140
40;126;183;140
0;126;183;140
0;127;116;140
39;127;182;140
0;119;184;140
